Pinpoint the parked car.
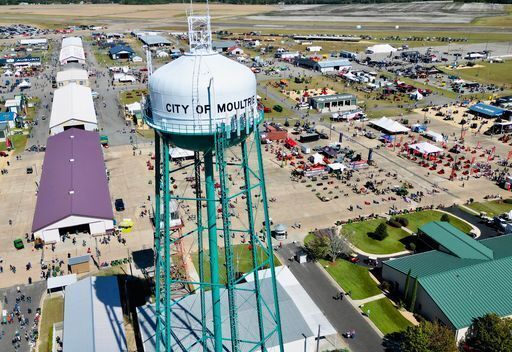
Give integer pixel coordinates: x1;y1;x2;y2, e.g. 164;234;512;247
13;239;24;250
115;198;125;211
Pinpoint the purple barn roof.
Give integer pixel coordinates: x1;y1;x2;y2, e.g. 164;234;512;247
32;128;113;232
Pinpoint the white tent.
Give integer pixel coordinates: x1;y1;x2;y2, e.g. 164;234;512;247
114;73;136;83
410;90;423;101
370;117;409;134
156;51;169;58
18;80;31;88
408;142;443;155
366;44;397;54
169;147;194;160
327;163;346;172
3;69;13;76
126;102;141;114
309;153;325;165
423;130;444;143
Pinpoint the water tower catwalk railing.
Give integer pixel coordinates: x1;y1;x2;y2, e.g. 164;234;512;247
150;110;284;352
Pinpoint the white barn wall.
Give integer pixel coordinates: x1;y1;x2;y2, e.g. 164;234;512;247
50;120;97;135
35;215;114;240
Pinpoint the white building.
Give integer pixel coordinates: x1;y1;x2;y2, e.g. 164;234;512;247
56;68;89;87
366;44;397;54
59;36;85;65
49;83;97;135
59;45;85;65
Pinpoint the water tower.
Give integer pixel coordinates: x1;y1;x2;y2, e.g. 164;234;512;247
143;11;284;352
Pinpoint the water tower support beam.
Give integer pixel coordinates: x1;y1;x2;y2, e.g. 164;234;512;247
241;139;266;348
162;136;172;350
255;133;285;352
204;149;224;352
216;128;240;351
153;132;164;352
194;152;208;350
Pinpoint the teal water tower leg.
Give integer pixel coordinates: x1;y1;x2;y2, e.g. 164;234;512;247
204;149;224;352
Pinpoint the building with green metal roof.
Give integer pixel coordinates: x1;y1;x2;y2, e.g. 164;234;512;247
382;222;512;341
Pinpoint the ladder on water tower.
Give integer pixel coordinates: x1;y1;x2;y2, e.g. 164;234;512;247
215;126;241;351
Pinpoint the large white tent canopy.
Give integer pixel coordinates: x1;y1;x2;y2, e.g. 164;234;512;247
409;142;443;155
59;45;85;65
50;83;97;131
366;44;397;54
370;117;409;134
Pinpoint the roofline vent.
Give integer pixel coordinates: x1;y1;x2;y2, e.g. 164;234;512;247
69;158;75;162
69;190;75;195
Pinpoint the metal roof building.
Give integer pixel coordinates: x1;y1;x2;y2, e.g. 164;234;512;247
468;103;507;118
309;93;357;113
108;45;135;60
31;128;114;242
383;224;512;342
137;266;335;352
49;83;97;135
138;35;171;47
56;68;89;87
63;276;127;352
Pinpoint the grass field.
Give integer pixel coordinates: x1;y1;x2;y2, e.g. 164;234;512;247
342;218;411;255
360;298;412;335
192;244;280;285
472;5;512;27
320;258;381;300
465;200;512;217
438;61;512;88
119;89;148;106
401;210;473;234
38;296;64;352
0;133;28;154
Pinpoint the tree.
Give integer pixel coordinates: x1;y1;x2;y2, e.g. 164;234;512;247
461;314;512;352
304;234;329;261
403;269;412;302
373;222;389;240
408;278;418;312
394;321;457;352
440;214;450;222
328;229;353;262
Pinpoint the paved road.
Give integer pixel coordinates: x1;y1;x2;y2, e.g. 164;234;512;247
277;243;384;352
0;281;46;352
444;205;499;239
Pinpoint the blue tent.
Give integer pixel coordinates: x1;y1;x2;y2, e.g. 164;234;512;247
469;103;506;118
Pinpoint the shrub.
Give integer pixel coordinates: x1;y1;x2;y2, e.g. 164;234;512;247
387;219;402;228
373;222;389;240
407;242;416;251
440;213;450;222
380;281;391;292
396;217;409;227
504;199;512;204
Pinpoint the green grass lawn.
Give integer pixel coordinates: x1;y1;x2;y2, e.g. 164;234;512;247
360;298;412;335
192;244;280;285
38;296;64;352
342;218;411;255
401;210;473;234
320;259;381;300
0;133;28;154
119;89;148;106
438;61;512;88
464;200;512;217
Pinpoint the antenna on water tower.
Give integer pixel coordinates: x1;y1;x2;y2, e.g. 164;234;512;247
145;46;153;78
187;0;213;53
